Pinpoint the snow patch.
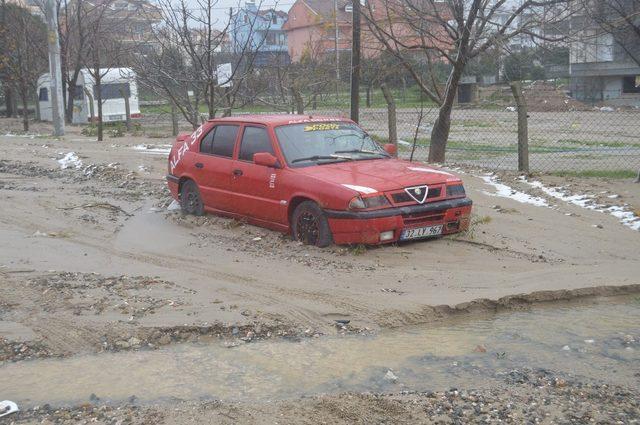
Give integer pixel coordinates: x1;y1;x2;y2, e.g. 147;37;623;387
133;144;172;155
522;178;640;231
480;174;548;207
57;152;83;170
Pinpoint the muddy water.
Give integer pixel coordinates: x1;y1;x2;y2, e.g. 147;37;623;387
1;297;638;407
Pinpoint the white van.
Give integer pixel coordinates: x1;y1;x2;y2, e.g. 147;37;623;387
37;68;141;124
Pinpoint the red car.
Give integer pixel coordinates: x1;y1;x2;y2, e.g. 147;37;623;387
167;115;472;247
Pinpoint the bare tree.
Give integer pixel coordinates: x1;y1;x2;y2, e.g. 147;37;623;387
362;0;574;163
2;3;48;130
133;0;267;128
581;0;640;66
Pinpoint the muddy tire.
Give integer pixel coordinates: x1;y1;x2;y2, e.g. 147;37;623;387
180;180;204;216
291;201;333;248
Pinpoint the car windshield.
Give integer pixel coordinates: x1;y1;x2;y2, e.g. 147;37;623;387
275;122;389;167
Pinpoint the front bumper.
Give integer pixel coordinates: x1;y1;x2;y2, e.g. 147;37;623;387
325;197;472;245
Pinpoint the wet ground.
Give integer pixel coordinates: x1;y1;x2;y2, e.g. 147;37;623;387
2;296;638;409
1;119;639;423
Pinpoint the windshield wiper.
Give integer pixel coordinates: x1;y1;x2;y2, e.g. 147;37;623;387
334;149;387;156
291;154;353;164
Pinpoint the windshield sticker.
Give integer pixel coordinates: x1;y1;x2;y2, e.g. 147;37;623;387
408;167;453;176
304;123;340;132
169;124;205;174
342;184;378;194
288;117;343;124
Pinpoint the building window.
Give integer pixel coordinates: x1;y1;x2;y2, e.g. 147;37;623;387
38;87;48;101
622;76;640;94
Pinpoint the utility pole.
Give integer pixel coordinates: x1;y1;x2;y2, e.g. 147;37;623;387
334;0;339;99
350;0;361;123
44;0;65;136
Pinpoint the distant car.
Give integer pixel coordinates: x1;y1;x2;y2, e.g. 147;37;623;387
167;115;472;247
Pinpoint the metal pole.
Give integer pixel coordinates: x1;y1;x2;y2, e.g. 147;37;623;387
350;0;360;123
334;0;339;99
45;0;65;136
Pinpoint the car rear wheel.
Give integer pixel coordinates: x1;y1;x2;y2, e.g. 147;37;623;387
180;180;204;216
291;201;333;247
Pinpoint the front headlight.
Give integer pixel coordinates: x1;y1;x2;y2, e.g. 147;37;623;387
349;195;390;210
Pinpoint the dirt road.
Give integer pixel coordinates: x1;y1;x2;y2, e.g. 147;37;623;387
0;119;638;423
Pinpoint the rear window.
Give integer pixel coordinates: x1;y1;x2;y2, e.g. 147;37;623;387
38;87;48;101
93;82;130;100
239;126;274;161
211;125;239;157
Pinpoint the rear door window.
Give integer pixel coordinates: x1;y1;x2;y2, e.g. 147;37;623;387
211;125;239;158
200;129;215;154
239;126;274;162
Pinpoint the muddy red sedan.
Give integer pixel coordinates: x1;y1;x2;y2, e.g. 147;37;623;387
167;115;472;247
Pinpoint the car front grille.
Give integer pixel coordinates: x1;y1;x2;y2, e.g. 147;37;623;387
391;186;442;204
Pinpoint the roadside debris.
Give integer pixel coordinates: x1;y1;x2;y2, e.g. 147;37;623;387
384;370;399;383
0;400;19;417
57;152;83;170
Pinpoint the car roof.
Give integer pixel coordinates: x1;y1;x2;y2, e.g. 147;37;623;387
207;114;354;127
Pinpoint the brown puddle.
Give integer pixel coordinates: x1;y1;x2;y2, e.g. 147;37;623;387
1;296;638;407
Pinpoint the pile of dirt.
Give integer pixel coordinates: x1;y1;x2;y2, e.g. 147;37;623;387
522;81;592;112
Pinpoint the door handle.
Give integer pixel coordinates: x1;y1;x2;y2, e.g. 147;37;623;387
195;162;204;169
233;169;243;176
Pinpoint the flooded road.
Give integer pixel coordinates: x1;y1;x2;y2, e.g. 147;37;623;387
1;296;638;408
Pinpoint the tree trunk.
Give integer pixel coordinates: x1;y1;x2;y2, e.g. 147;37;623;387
366;85;371;108
20;88;29;131
428;64;465;163
95;71;103;141
171;101;179;137
292;86;304;114
380;83;397;156
3;87;14;117
208;81;215;119
34;91;41;121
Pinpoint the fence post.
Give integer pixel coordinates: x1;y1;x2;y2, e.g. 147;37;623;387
380;83;397;156
120;88;131;132
170;101;179;137
510;81;529;173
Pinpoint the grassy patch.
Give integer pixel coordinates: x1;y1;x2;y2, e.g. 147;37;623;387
456;119;496;128
550;170;638;179
349;244;368;255
557;139;634;148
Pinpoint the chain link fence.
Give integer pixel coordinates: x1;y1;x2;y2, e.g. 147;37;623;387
141;83;640;175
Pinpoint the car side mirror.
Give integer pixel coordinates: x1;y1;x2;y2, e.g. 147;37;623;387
253;152;280;168
383;143;397;156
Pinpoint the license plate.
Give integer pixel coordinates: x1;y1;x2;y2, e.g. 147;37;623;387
108;115;124;121
400;225;443;240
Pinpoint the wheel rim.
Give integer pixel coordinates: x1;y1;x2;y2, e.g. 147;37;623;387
185;187;200;213
296;211;319;245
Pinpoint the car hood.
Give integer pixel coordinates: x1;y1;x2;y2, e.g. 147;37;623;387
293;158;461;194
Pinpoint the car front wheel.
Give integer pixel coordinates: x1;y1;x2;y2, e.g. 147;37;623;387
291;201;333;247
180;180;204;216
